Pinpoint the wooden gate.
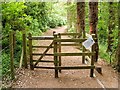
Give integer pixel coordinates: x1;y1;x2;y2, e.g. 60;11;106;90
28;32;96;78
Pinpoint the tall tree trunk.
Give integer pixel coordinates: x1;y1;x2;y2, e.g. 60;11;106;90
67;0;72;31
117;1;120;72
77;1;85;38
89;1;99;62
107;2;115;52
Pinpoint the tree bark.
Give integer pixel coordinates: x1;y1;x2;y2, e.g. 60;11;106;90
77;1;85;38
89;1;99;62
67;0;72;31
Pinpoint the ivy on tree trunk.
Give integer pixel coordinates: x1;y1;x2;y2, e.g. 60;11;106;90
107;2;115;52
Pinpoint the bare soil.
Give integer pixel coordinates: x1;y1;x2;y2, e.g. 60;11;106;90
13;26;118;89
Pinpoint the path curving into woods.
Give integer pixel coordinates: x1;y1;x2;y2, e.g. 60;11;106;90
13;26;118;88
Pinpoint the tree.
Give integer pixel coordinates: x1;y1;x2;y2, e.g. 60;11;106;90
117;1;120;72
67;0;72;31
89;1;99;62
76;1;85;37
107;2;116;52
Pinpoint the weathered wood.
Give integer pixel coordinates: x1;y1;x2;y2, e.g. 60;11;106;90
32;53;54;56
90;35;95;77
58;33;61;73
34;66;95;69
29;33;34;70
54;33;58;78
56;66;95;70
9;31;15;80
59;33;82;36
32;46;53;48
54;38;87;42
13;31;16;48
34;66;55;69
29;36;54;40
34;42;54;66
82;22;86;64
33;60;54;63
58;44;81;46
19;47;23;68
54;52;95;56
23;32;27;68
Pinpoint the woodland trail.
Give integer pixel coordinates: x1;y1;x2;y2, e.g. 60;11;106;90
13;26;118;89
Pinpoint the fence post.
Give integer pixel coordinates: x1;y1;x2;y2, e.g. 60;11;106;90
53;32;58;78
58;33;61;73
90;34;95;77
9;31;15;80
23;31;28;68
29;33;34;70
82;31;86;64
13;31;16;48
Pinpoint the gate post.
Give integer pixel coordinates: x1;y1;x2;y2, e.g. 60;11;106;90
82;31;86;64
29;33;34;70
53;32;58;78
23;31;28;68
90;34;95;77
58;33;61;73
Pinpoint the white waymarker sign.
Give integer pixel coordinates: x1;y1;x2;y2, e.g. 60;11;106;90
82;36;95;50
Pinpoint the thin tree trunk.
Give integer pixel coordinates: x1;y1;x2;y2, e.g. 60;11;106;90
77;1;85;38
67;0;72;31
117;1;120;72
107;2;115;52
89;1;99;62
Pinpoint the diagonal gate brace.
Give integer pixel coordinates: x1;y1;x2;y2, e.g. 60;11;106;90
34;41;54;67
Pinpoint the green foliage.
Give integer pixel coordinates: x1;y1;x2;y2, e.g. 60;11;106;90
2;2;66;79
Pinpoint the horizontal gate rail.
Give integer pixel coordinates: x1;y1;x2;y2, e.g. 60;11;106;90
34;66;95;69
54;52;95;56
32;53;54;56
54;38;87;42
59;33;82;36
32;46;53;48
28;36;54;40
33;60;54;63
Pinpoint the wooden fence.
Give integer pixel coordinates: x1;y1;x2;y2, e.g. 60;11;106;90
28;32;96;78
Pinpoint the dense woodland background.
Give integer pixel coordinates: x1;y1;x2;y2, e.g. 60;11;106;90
0;1;120;86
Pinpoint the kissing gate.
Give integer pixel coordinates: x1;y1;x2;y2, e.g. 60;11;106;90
28;31;97;78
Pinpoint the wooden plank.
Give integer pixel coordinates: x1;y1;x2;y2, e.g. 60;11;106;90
29;33;34;70
23;33;28;68
58;44;81;46
56;66;95;70
59;33;82;36
32;46;53;48
19;47;23;68
54;52;95;56
34;66;95;69
34;66;55;69
90;35;96;77
32;53;54;56
58;33;61;73
9;31;15;80
54;38;87;42
54;33;58;78
34;42;54;66
29;36;54;40
33;60;54;63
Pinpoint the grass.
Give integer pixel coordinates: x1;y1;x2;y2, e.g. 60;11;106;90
99;43;111;63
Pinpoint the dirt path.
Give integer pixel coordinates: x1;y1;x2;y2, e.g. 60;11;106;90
13;26;118;89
